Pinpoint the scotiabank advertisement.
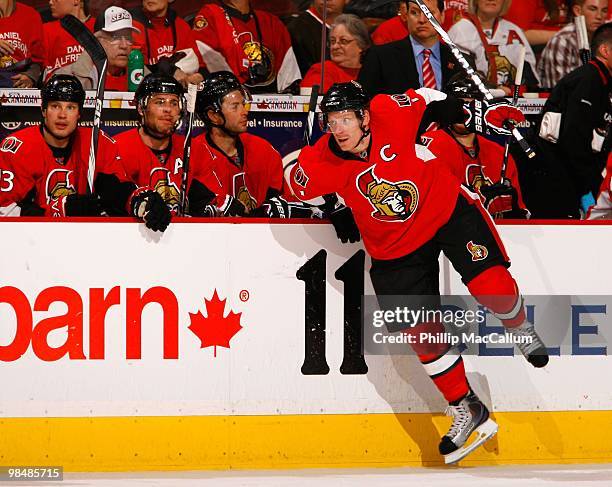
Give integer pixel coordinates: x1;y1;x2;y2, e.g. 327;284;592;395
1;220;612;420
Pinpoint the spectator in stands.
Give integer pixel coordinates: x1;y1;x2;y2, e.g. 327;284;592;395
56;6;143;91
505;0;569;53
131;0;206;88
371;0;409;45
372;0;468;46
529;23;611;218
192;0;301;93
43;0;96;81
286;0;349;76
0;0;44;87
448;0;540;94
358;0;463;96
538;0;608;89
301;14;370;93
443;0;469;30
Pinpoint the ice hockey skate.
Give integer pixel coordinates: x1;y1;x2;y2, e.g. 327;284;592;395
439;391;498;464
508;321;550;368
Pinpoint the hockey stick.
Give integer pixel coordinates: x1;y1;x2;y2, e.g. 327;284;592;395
412;0;534;158
319;0;328;90
179;83;198;216
303;84;320;146
575;15;591;66
500;45;525;185
60;14;108;193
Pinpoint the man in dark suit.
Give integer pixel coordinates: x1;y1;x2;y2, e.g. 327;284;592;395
358;0;463;96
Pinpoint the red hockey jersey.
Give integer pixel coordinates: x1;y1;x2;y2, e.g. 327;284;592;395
43;17;96;80
287;89;461;260
191;132;284;213
135;11;205;74
115;128;188;215
0;126;128;216
421;129;526;211
301;61;359;93
192;3;301;91
0;3;44;83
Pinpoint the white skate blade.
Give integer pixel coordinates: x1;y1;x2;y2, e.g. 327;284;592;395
443;418;498;465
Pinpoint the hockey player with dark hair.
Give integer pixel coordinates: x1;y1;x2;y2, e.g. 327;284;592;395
190;70;315;219
421;72;529;219
115;72;210;216
0;74;171;232
286;80;549;463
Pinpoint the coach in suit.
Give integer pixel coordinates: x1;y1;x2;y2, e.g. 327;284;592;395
358;0;463;96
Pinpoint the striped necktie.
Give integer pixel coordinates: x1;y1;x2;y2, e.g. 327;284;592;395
422;49;437;89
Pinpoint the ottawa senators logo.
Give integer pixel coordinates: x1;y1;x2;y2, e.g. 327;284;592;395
487;46;517;87
233;172;256;211
0;54;16;69
238;32;274;86
465;163;493;201
193;15;208;30
467;240;488;261
357;167;419;222
150;167;181;214
45;169;76;203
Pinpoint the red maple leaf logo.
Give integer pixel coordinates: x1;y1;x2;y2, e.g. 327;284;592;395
188;290;243;357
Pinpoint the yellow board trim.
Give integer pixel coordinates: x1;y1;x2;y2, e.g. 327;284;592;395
1;411;611;471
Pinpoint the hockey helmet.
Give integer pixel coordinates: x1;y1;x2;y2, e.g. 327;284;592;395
445;72;486;100
135;73;186;115
41;74;86;109
196;71;251;127
320;81;369;128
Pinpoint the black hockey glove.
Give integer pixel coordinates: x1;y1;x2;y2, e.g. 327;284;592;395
252;196;315;218
50;194;103;217
217;195;247;217
464;99;526;136
480;182;528;219
329;204;361;243
130;189;172;232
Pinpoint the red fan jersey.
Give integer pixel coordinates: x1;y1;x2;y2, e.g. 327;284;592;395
0;3;44;70
505;0;568;32
135;11;205;73
192;3;301;91
191;132;284;212
420;129;526;211
43;17;96;80
115;128;188;215
0;126;128;216
301;61;359;93
372;16;409;46
287;89;461;261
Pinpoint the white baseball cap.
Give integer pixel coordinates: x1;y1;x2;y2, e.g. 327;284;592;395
94;6;141;34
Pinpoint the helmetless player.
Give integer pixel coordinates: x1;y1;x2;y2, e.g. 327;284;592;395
115;73;211;216
0;74;171;232
286;81;549;463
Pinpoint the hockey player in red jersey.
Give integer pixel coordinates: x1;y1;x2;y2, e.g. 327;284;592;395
0;75;171;232
190;71;313;218
116;73;209;216
421;73;528;219
192;0;301;93
286;81;549;463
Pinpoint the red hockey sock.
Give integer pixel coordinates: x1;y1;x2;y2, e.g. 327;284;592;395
409;321;469;403
467;265;525;328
